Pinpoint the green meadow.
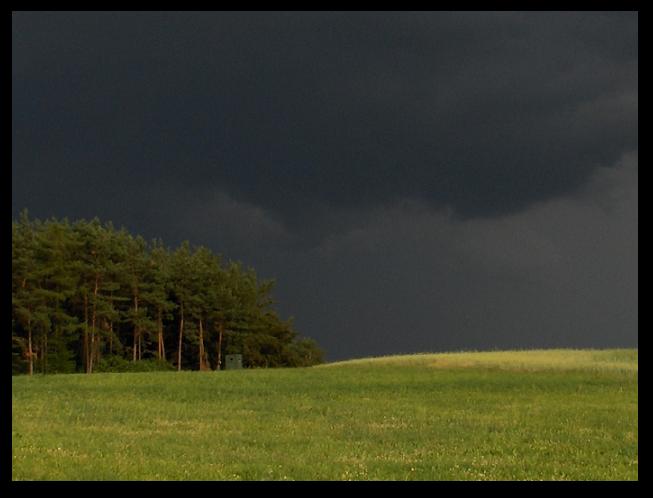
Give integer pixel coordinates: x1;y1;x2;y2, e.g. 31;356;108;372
12;349;638;481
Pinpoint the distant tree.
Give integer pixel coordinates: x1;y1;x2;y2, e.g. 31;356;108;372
170;242;194;371
284;337;324;367
190;246;221;370
73;219;124;373
120;231;156;363
33;219;80;373
12;213;38;375
144;239;176;362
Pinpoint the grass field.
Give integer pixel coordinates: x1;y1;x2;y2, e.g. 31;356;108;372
12;349;638;481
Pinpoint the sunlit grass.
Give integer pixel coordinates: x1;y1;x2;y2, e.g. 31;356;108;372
12;349;637;481
322;348;638;372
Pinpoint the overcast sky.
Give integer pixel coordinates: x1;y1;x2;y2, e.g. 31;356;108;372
12;11;638;360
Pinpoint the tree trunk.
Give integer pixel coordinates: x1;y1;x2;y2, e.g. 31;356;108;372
160;310;166;360
132;293;139;362
89;276;99;374
83;292;89;373
177;304;184;371
43;334;48;375
108;291;114;355
27;315;33;376
89;334;95;373
96;320;105;366
199;319;207;371
157;308;164;361
40;337;45;374
216;321;224;371
21;278;33;376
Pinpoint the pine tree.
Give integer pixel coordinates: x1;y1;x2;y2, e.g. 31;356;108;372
144;239;176;362
31;219;80;373
170;242;193;371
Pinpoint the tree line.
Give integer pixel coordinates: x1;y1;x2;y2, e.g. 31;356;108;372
12;211;323;375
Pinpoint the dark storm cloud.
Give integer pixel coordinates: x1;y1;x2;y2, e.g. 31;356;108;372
267;152;638;359
13;11;637;234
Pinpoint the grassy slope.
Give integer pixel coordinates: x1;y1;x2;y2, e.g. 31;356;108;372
12;349;637;480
